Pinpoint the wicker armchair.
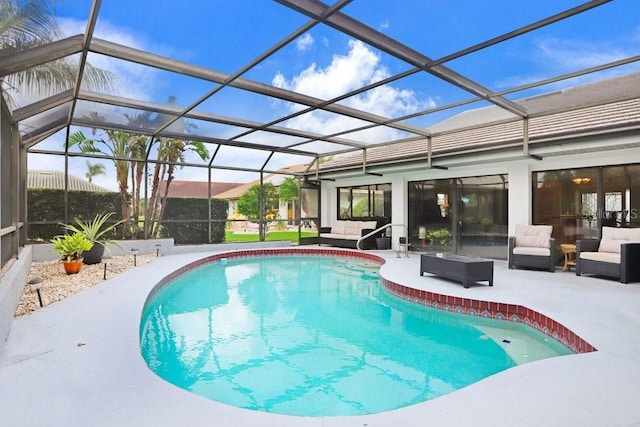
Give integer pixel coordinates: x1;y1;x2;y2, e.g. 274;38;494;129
576;227;640;283
508;225;556;272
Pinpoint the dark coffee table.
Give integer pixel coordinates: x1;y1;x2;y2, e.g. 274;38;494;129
420;253;494;288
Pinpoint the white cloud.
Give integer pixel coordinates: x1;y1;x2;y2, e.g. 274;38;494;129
26;19;165;188
58;18;144;49
496;35;640;91
275;40;380;98
535;37;630;70
58;18;158;102
27;31;434;187
296;33;314;52
272;39;433;143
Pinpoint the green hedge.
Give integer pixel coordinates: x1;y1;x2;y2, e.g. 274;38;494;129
27;190;228;244
160;197;228;244
27;189;123;241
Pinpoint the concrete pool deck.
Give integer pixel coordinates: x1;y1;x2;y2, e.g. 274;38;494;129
1;247;639;426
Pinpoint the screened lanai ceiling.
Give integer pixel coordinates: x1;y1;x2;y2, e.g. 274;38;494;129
1;0;639;179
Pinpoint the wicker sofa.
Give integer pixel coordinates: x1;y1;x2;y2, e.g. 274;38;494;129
508;224;556;272
319;220;379;249
576;226;640;283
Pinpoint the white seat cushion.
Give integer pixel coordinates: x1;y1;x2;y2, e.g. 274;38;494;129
598;226;640;253
331;220;346;235
514;224;552;248
344;221;361;236
512;246;551;256
580;251;621;264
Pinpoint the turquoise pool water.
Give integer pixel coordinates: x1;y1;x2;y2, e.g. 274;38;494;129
140;254;572;416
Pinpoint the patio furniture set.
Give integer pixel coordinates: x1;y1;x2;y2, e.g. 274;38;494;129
319;219;640;287
421;224;640;288
507;224;640;284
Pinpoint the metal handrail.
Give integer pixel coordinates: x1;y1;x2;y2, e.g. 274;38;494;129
356;223;409;251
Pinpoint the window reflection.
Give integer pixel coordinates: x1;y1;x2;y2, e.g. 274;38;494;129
407;175;508;259
532;168;598;244
337;184;391;220
532;164;640;247
457;175;508;258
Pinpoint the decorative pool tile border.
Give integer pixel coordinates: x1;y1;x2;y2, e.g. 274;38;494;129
148;248;596;354
380;278;597;354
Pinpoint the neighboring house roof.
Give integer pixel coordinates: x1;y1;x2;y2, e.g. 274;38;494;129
27;170;113;192
319;72;640;172
214;182;254;200
215;163;310;200
159;180;243;198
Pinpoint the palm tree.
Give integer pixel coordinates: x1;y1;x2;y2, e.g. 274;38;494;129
84;160;105;183
68;125;139;236
145;137;209;237
0;0;113;107
69;111;210;239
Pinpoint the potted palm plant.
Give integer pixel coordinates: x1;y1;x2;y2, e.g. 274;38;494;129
51;232;94;274
61;212;125;264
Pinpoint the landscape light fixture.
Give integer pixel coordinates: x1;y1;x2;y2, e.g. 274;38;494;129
131;248;139;266
155;244;161;257
28;277;44;307
102;255;112;280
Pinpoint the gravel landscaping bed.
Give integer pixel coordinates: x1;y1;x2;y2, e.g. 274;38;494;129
16;254;156;317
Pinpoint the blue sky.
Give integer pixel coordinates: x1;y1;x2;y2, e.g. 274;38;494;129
29;0;640;190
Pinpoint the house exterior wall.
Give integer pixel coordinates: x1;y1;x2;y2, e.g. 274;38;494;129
321;134;640;249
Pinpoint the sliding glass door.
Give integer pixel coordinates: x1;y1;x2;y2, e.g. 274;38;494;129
408;179;454;251
457;175;508;258
407;174;508;259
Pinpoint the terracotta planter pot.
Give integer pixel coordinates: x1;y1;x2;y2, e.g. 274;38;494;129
62;258;84;275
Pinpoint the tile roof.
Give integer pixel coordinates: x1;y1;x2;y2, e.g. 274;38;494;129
27;170;113;192
159;180;243;198
215;163;310;200
320;73;640;171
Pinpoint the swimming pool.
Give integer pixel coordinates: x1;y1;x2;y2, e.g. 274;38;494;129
140;249;579;416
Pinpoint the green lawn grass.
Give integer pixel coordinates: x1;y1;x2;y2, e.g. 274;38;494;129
225;230;317;243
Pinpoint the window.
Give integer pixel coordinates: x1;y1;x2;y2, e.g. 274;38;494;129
532;164;640;244
337;184;391;219
532;167;598;244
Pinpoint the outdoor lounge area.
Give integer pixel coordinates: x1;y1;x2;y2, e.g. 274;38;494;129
1;1;640;426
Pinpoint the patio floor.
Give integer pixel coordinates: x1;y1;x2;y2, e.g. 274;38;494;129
1;247;639;426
